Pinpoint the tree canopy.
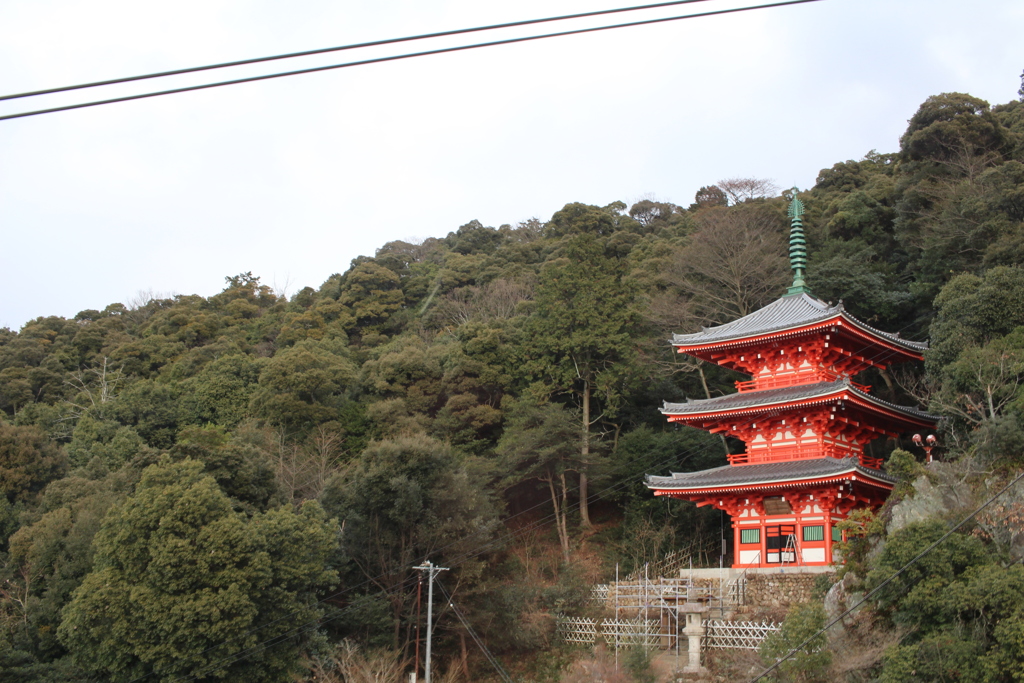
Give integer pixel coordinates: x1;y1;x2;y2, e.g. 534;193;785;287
1;82;1023;681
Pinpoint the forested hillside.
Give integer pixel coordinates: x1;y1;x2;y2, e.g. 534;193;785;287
2;84;1024;682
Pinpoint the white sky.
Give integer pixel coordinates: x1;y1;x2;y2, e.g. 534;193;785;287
1;0;1022;329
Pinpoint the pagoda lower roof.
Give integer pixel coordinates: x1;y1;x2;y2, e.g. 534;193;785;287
661;379;939;422
671;292;927;353
646;456;898;493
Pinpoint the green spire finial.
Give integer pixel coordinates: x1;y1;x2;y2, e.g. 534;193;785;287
786;188;811;295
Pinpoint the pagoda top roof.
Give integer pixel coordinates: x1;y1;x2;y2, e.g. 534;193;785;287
646;456;898;492
671;292;927;353
661;379;939;422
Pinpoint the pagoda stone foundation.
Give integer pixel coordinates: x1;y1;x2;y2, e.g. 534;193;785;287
647;192;938;569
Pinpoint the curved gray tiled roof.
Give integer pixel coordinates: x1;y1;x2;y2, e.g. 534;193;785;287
661;379;938;421
645;456;899;491
671;292;928;351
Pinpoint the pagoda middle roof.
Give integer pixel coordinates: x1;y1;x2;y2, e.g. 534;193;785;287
661;379;939;422
671;292;927;352
646;456;899;492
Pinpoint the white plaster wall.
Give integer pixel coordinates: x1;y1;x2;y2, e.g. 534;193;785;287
739;550;762;564
802;548;826;563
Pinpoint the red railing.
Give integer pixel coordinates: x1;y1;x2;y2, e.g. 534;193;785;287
858;454;884;470
733;378;873;393
728;450;884;469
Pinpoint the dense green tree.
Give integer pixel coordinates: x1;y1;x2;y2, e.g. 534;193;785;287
900;93;1013;169
628;199;680;232
338;260;405;331
320;435;496;648
758;603;831;683
65;416;144;469
525;204;641;527
866;521;991;624
169;425;280;512
177;353;261;427
0;368;34;415
361;334;503;449
0;425;66;503
496;401;581;560
212;272;279;310
607;425;724;571
111;333;187;378
108;379;179;448
867;522;1024;682
1;475;120;678
894;93;1020;298
58;459;338;682
689;184;729;211
249;339;356;429
928;267;1024;370
934;328;1024;437
446;219;505;255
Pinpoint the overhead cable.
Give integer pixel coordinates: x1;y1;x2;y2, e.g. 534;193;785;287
0;0;721;103
160;306;925;683
749;467;1024;682
436;579;515;683
0;0;823;122
142;440;713;682
168;323;930;683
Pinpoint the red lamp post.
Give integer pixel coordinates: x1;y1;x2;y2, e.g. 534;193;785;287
912;433;938;463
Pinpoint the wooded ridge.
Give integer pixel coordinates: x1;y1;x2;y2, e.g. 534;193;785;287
2;83;1024;681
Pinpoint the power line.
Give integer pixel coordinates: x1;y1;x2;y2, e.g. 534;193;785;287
132;288;924;681
413;561;448;683
0;0;720;103
157;291;930;683
436;579;515;683
142;438;714;683
162;323;933;683
749;467;1024;683
0;0;823;122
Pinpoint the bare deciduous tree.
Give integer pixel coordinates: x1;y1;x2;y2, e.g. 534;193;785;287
63;357;124;412
308;640;411;683
273;424;349;502
122;289;173;330
628;194;679;227
0;563;36;626
664;206;789;323
57;357;127;437
716;177;780;205
434;279;533;327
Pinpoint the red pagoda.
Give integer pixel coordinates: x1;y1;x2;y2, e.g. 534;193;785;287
647;194;938;568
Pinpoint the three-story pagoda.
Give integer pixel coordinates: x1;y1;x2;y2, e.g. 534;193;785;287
646;194;938;568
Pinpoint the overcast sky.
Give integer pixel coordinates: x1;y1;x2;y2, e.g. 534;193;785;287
1;0;1021;329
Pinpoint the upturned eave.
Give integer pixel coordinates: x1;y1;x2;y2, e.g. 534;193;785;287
670;294;926;361
645;457;897;495
660;380;939;426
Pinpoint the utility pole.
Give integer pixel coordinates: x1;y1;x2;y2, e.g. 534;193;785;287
413;560;448;683
414;572;423;682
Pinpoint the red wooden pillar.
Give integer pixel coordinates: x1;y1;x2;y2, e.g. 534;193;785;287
824;517;833;564
760;520;768;568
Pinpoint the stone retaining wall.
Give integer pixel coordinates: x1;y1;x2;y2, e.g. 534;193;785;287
744;573;831;608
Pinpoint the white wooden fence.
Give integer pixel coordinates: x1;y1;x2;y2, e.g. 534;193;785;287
702;619;780;650
558;615;779;651
556;616;662;648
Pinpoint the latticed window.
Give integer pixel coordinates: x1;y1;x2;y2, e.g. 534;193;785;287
740;528;760;544
803;525;824;542
832;526;842;542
